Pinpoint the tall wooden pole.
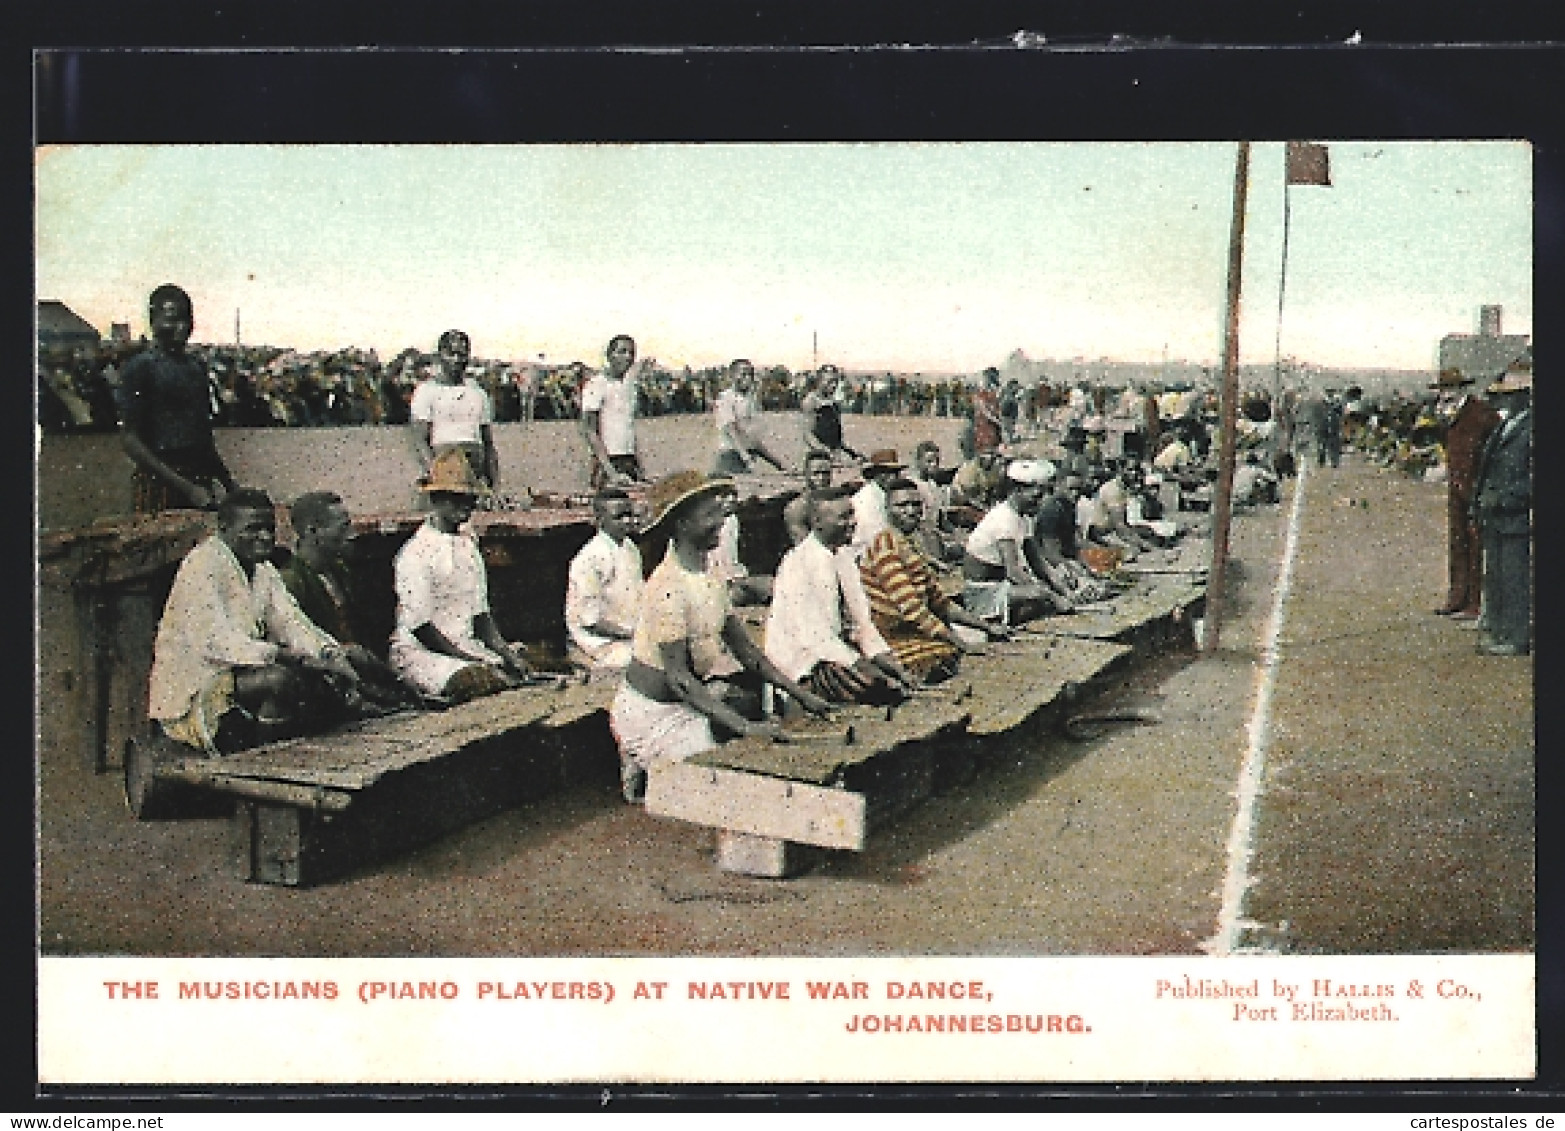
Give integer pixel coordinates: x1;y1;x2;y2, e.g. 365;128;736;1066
1202;141;1251;657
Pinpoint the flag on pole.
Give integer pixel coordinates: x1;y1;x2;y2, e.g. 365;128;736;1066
1285;141;1332;186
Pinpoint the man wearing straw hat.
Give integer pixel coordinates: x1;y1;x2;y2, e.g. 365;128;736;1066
1431;367;1501;619
389;450;531;701
1471;360;1532;656
611;471;830;803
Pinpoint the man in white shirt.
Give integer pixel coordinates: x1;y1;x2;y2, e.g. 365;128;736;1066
149;488;361;755
962;460;1069;624
390;451;531;701
712;359;787;476
766;485;918;704
565;488;645;674
849;448;906;558
580;333;643;488
409;329;499;491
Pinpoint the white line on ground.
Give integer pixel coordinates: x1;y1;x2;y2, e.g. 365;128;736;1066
1203;459;1310;956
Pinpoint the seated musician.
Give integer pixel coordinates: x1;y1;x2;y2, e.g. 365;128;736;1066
766;485;920;704
277;491;420;710
859;478;1010;684
962;460;1072;625
948;448;1006;526
564;487;644;674
783;449;835;546
389;451;531;703
611;471;830;803
706;481;773;605
1033;471;1114;604
908;439;963;566
148;488;362;755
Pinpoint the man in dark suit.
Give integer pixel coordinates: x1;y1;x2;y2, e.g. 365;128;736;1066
1432;369;1501;618
1471;365;1532;656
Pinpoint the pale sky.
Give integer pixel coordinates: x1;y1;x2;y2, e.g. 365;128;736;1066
35;142;1531;373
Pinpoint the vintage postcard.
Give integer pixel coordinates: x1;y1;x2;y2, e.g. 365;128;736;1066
33;50;1539;1091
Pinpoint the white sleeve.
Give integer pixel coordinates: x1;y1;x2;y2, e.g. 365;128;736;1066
580;375;605;414
409;381;435;424
565;547;608;638
394;539;436;630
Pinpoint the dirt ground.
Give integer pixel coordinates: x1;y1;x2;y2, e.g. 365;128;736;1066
35;429;1533;957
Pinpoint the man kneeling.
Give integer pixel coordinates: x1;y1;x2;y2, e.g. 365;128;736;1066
149;488;362;755
390;450;531;702
766;485;920;704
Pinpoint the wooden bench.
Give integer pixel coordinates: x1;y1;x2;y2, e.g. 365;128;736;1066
1029;574;1207;653
644;632;1133;878
123;680;619;887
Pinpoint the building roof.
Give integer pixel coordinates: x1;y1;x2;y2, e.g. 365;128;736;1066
37;300;101;343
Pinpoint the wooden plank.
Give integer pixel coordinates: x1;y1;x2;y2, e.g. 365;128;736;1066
1030;577;1205;642
943;636;1132;735
689;696;969;785
645;761;867;850
174;686;564;791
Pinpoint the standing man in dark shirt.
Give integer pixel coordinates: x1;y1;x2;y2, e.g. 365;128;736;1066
117;284;237;513
800;365;864;463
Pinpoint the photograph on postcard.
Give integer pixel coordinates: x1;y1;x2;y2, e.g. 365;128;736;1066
35;140;1535;1083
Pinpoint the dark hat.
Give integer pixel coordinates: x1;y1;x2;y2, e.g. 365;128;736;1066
1430;368;1476;390
863;448;906;473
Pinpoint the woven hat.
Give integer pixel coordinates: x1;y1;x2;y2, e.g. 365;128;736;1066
644;470;734;535
863;448;906;473
1487;361;1532;395
421;449;484;495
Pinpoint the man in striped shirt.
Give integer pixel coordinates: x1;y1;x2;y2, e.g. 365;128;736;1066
859;478;1010;683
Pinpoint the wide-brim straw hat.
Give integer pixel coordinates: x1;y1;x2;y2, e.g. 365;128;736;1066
421;449;484;495
644;470;735;536
1487;369;1532;395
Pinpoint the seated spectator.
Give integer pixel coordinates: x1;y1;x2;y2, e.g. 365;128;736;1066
962;460;1070;624
148;488;362;755
564;488;645;675
389;451;531;702
860;478;1010;684
277;491;421;711
766;485;919;704
783;450;835;546
611;471;829;802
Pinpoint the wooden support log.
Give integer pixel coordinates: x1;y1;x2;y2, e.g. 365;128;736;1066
158;767;354;812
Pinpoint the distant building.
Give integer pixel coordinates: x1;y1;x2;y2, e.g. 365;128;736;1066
1439;304;1529;383
38;300;100;352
